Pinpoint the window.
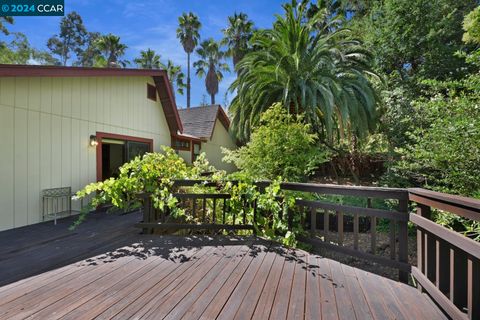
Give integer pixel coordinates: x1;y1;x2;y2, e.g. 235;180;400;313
173;137;190;150
147;83;157;101
193;142;201;161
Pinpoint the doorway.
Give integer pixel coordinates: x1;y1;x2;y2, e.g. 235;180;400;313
96;132;153;181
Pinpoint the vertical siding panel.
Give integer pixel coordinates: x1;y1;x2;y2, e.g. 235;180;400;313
112;78;120;126
71;119;80;210
51;78;63;116
28;78;41;111
79;121;89;190
1;78;15;106
128;78;134;131
88;77;97;123
40;113;52;192
0;105;15;230
61;117;72;189
134;79;140;131
96;77;104;124
103;78;111;126
80;78;89;121
63;78;73;117
87;122;97;184
71;78;81;119
27;111;40;224
14;108;28;227
118;78;128;128
51;115;62;187
15;78;28;109
40;78;52;114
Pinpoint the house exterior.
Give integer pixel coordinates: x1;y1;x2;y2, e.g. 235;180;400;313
176;105;237;172
0;65;236;231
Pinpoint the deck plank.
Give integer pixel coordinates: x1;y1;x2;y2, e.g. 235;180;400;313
233;249;277;320
269;250;296;320
316;257;339;320
215;246;269;320
340;263;373;320
250;250;285;320
105;246;217;320
167;245;252;320
144;245;244;319
329;259;357;319
197;245;257;320
0;212;448;320
354;266;396;320
61;245;207;320
304;254;322;320
287;251;307;320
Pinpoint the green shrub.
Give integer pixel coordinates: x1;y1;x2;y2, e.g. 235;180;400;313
223;103;330;182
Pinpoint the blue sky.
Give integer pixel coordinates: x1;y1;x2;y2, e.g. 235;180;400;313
6;0;285;108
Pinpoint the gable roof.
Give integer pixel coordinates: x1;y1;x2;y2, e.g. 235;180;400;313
177;105;230;140
0;64;183;133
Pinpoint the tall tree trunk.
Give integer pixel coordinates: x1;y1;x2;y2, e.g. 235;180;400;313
211;94;215;105
187;52;191;108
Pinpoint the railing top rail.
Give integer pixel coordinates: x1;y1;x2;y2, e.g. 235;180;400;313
280;182;408;200
409;188;480;221
172;179;409;201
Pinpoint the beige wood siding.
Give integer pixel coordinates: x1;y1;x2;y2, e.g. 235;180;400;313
0;76;171;231
203;120;237;172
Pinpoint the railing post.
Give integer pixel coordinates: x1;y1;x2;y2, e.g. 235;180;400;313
398;196;409;283
142;195;152;234
416;203;431;291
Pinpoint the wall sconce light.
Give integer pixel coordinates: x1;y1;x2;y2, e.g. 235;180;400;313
89;135;98;147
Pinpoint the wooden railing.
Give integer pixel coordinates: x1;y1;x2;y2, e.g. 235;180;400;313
137;180;256;234
281;182;410;283
137;180;410;282
137;180;480;317
409;188;480;320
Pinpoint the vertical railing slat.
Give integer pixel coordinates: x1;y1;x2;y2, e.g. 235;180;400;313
310;207;316;237
222;198;226;224
467;257;473;320
353;213;359;250
337;211;343;246
368;198;376;254
390;220;396;260
324;210;329;241
212;198;216;224
202;198;206;223
398;198;409;283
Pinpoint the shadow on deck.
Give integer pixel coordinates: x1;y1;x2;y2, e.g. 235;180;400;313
0;211;446;319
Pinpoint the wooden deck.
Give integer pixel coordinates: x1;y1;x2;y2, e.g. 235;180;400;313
0;212;447;319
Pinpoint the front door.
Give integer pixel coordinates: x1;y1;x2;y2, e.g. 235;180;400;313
96;132;153;181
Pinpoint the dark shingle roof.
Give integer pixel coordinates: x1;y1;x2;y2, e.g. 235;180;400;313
178;105;230;139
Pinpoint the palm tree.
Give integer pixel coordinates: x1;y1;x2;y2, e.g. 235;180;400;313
221;12;254;67
193;38;230;105
229;1;379;142
160;59;186;97
0;17;13;35
95;34;128;68
134;49;161;69
176;12;201;108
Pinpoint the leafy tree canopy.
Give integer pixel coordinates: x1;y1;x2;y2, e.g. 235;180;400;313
223;103;330;182
229;0;379;143
47;11;87;66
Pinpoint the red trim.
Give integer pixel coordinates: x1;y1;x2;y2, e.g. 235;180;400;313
153;75;183;133
0;64;169;77
95;132;153;182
